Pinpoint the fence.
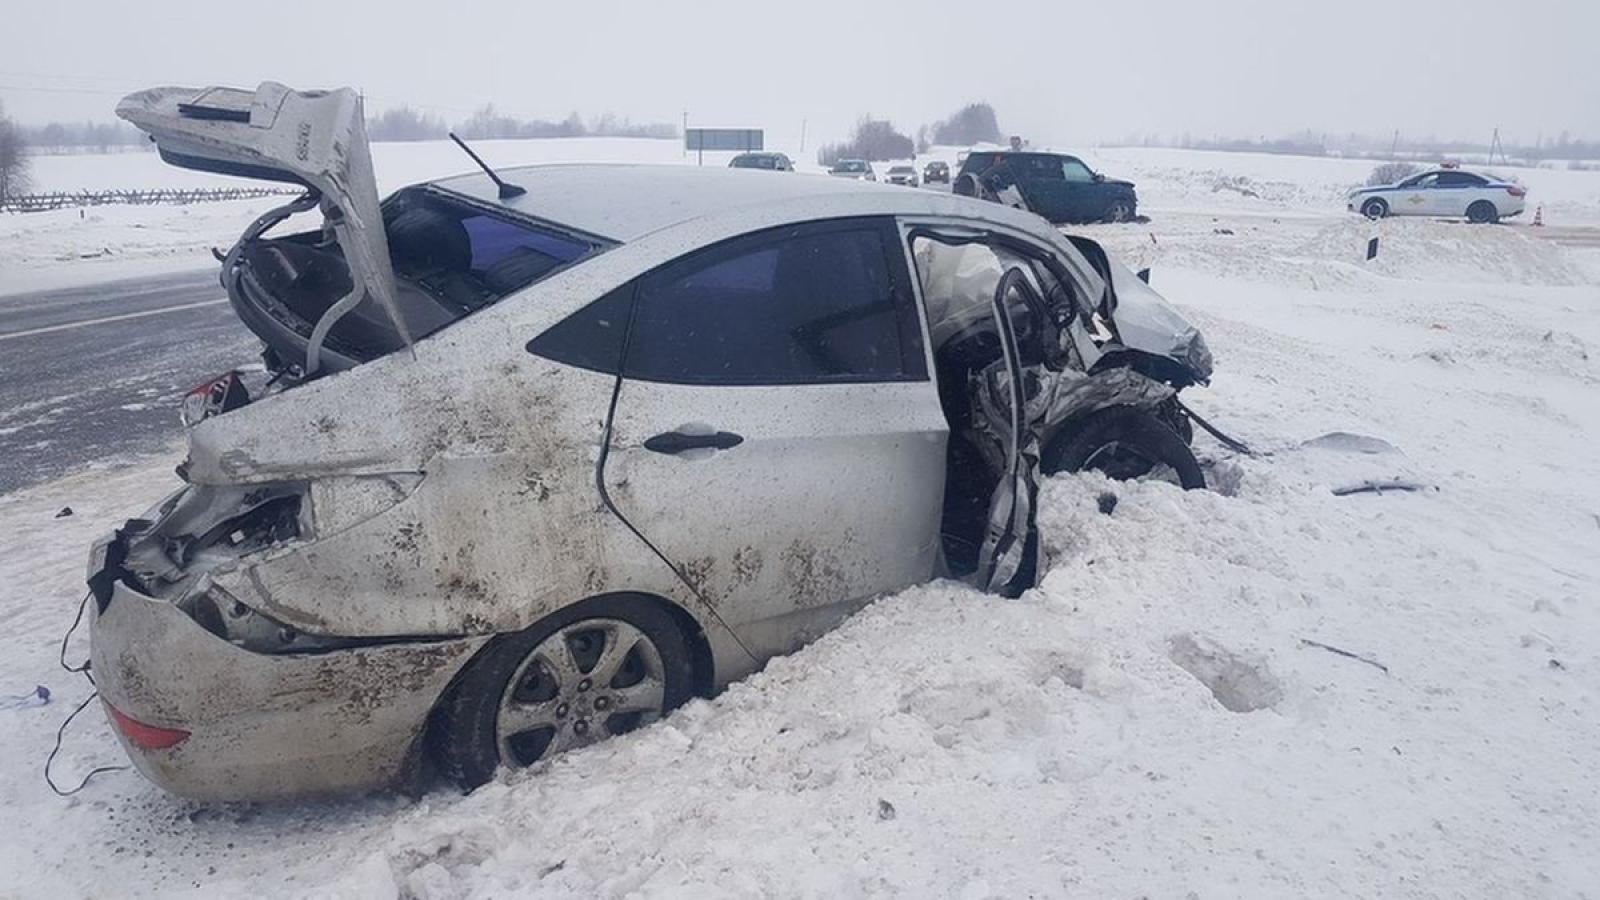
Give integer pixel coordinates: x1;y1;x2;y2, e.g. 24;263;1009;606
0;187;303;214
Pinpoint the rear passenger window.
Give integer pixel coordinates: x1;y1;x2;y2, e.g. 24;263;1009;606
533;220;925;384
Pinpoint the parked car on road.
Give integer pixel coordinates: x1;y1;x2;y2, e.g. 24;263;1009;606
96;82;1214;801
924;160;950;184
885;164;920;187
828;159;876;181
1347;166;1526;223
953;151;1138;224
729;151;794;172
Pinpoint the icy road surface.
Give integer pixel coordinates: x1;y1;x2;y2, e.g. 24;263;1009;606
1;146;1599;898
0;270;254;493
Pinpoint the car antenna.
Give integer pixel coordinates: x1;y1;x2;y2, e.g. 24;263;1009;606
448;132;526;200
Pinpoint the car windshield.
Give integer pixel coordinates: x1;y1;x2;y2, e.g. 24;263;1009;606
732;155;777;169
833;161;867;173
890;166;913;173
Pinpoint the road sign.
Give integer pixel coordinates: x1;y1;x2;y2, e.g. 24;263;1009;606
685;128;763;152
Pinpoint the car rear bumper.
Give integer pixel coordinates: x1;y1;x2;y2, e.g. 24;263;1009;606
89;576;488;801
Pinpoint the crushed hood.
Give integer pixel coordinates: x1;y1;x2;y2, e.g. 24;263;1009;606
116;83;412;365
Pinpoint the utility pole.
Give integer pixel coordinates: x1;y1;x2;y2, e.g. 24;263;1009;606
1389;129;1400;159
682;109;688;156
799;118;807;154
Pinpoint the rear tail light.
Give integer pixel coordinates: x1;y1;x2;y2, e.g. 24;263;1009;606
181;370;249;427
104;700;191;750
1506;186;1527;197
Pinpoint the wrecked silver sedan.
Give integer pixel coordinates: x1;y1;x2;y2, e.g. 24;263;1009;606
88;83;1213;801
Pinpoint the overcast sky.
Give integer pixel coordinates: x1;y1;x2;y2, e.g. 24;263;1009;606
3;0;1596;151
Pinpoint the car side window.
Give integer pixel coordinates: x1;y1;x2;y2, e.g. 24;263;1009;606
529;220;926;385
1437;172;1483;187
1020;156;1063;180
1412;173;1441;189
1061;158;1095;182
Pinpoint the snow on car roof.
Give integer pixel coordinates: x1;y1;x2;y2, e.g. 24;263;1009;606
430;164;991;241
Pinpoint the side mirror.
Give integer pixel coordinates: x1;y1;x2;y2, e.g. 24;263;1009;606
1093;172;1106;182
1136;268;1151;284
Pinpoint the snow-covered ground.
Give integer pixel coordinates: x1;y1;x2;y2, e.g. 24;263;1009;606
2;144;1599;898
7;140;1600;294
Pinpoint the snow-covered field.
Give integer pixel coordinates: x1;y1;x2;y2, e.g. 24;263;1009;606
2;144;1599;898
7;139;1600;293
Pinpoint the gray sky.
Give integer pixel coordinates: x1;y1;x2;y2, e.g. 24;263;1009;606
3;0;1596;150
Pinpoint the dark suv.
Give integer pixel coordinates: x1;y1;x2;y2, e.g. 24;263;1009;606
954;151;1137;224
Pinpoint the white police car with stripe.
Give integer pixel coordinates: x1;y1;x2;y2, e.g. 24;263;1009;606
1348;165;1527;223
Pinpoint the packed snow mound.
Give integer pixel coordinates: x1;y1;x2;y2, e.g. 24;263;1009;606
288;456;1600;899
1295;217;1590;286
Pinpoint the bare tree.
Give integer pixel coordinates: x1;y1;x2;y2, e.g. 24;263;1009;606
1366;161;1419;186
0;101;33;203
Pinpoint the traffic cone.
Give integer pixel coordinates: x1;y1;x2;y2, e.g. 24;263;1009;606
1533;204;1544;227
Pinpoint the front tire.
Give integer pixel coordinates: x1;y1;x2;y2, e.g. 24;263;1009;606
1104;198;1135;223
1466;200;1499;224
1361;198;1388;219
431;594;694;790
1042;405;1206;490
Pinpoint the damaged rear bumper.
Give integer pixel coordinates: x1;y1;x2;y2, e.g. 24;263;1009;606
89;577;488;802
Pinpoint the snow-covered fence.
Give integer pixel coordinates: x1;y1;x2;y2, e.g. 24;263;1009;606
0;187;301;213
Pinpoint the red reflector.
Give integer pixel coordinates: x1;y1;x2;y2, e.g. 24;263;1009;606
104;700;190;750
1507;186;1527;197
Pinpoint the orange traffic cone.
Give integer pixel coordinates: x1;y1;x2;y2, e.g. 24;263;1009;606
1533;204;1544;227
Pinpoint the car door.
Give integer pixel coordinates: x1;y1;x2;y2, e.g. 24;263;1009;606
1058;156;1102;222
1397;172;1440;215
597;218;947;657
1434;171;1485;216
1012;155;1071;221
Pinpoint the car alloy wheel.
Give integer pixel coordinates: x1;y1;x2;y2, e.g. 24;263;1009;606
1105;200;1134;223
497;619;666;764
1466;200;1498;224
1361;198;1388;219
432;594;693;789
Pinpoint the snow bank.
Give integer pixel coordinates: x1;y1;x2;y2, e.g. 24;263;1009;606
2;137;1598;900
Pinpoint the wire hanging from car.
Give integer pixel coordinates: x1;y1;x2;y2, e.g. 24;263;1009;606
44;591;128;796
1175;398;1255;456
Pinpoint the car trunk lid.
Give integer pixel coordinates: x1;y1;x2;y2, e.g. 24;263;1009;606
117;83;413;373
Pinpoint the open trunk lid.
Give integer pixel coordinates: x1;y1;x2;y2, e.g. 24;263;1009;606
117;83;412;373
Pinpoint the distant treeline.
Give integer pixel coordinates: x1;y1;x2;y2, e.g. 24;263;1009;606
1116;129;1600;163
819;102;1005;165
368;105;677;142
20;120;146;153
14;105;678;152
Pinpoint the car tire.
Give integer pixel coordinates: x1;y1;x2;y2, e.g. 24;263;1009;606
431;594;694;790
1041;405;1206;490
1104;199;1135;223
1466;200;1499;224
953;173;979;197
1360;198;1388;219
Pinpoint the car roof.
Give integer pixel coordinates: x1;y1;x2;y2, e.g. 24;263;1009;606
430;164;1014;242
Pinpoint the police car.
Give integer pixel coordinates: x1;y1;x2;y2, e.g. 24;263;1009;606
1347;163;1527;223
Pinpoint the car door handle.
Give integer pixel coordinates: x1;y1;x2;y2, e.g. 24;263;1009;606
643;430;744;455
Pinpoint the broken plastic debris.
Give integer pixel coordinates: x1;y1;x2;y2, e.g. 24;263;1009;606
1331;479;1434;497
1;685;51;709
1301;432;1398;455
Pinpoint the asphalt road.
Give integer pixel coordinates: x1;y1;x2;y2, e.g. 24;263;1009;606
0;269;258;495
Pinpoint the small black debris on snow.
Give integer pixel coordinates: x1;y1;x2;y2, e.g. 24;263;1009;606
877;799;896;821
55;507;73;518
1096;492;1118;515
